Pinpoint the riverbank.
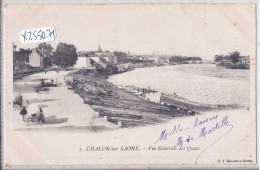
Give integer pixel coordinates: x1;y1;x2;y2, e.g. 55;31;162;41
68;69;201;128
71;62;249;129
14;63;247;130
216;62;250;70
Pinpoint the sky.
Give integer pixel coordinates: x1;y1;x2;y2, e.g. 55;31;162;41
5;4;256;60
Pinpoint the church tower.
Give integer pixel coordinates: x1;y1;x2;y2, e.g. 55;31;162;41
98;43;102;52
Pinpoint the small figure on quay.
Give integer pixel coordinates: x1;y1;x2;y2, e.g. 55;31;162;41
41;78;44;86
26;100;30;108
20;73;23;80
20;106;27;122
185;109;192;116
56;78;58;85
38;108;46;125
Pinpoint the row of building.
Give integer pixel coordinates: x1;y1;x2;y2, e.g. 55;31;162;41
13;44;45;77
75;46;176;69
75;44;118;70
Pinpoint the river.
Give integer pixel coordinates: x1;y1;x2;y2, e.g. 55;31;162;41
108;64;250;108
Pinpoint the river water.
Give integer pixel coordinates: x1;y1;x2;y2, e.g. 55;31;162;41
108;64;250;108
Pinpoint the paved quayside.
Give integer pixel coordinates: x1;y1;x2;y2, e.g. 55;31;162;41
13;70;115;132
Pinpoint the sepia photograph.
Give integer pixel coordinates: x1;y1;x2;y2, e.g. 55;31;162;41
2;1;258;169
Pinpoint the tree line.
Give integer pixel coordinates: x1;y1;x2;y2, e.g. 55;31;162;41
13;42;78;69
169;55;202;63
214;51;240;64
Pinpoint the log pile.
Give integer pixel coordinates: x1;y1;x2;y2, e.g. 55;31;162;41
69;71;188;128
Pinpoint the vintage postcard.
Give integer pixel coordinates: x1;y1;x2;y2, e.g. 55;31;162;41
1;1;258;169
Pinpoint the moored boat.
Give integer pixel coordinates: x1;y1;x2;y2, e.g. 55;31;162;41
159;92;212;111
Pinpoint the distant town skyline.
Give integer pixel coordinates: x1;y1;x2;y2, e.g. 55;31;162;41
7;4;256;60
12;42;207;58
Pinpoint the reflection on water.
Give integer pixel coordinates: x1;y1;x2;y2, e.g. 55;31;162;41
109;64;250;107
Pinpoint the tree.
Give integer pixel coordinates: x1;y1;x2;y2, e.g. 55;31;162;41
43;57;52;68
192;57;202;61
229;51;240;64
169;55;183;63
13;48;32;75
37;43;54;68
13;48;32;68
113;51;128;63
52;42;78;68
17;48;31;62
214;55;223;62
37;42;53;58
